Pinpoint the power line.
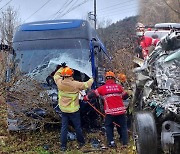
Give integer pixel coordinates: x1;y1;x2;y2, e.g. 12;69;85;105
98;2;137;14
98;2;137;15
97;0;134;12
48;0;73;20
59;0;79;17
23;0;53;23
54;0;77;19
58;0;90;19
98;5;138;18
58;0;91;19
0;0;13;11
52;0;75;19
98;8;138;19
98;7;137;19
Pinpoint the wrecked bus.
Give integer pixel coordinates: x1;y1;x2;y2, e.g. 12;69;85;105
8;19;107;130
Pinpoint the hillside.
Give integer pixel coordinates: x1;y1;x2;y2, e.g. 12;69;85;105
98;16;138;52
97;16;138;79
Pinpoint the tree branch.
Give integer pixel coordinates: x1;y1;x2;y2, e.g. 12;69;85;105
163;0;180;15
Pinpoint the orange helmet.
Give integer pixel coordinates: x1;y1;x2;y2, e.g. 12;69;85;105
105;71;115;78
61;67;74;77
118;73;127;82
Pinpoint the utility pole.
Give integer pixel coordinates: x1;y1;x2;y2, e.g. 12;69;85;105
94;0;96;29
88;0;97;29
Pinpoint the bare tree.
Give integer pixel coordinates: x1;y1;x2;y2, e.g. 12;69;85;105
0;6;20;49
163;0;180;16
139;0;180;25
97;18;112;29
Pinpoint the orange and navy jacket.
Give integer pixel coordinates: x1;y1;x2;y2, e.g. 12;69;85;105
87;79;128;115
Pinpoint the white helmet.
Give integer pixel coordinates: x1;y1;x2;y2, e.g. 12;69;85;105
136;22;145;37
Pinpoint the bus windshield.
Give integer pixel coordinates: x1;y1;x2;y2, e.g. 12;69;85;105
14;39;92;82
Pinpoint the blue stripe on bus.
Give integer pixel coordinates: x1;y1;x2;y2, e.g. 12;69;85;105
20;20;82;31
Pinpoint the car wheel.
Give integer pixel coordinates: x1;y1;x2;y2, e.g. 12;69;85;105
133;111;158;154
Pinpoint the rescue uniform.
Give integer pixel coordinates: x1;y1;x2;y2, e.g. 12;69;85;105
86;79;128;145
140;36;159;59
54;68;93;148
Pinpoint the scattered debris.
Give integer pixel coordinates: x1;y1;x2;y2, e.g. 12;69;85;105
67;132;76;141
90;138;100;148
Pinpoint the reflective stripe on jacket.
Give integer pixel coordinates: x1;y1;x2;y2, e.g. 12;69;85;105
93;79;127;115
54;77;93;113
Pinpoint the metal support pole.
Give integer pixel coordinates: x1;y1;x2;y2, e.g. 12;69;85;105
94;0;96;29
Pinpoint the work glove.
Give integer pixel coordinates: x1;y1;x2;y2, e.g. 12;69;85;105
61;62;67;68
83;95;89;101
126;89;133;96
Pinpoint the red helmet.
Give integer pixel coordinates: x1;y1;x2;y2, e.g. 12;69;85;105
61;67;74;77
105;71;115;78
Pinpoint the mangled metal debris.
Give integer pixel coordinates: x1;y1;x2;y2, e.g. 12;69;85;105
133;27;180;154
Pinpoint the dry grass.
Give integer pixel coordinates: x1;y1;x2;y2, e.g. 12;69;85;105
0;121;136;153
0;100;136;154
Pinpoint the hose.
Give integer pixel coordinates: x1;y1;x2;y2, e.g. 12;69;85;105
85;100;120;128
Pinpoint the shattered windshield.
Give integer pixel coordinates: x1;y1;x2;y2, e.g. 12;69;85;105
14;39;92;82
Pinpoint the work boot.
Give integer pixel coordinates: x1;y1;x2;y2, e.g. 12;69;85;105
77;142;85;149
108;141;116;148
60;146;67;151
79;142;85;147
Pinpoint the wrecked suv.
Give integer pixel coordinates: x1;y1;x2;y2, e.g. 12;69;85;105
133;25;180;154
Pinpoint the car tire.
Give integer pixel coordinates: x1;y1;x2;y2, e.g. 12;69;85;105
133;111;158;154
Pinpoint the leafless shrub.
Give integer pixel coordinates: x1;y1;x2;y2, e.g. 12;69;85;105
111;49;135;81
0;50;60;131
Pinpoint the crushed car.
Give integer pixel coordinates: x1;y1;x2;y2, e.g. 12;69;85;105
132;24;180;154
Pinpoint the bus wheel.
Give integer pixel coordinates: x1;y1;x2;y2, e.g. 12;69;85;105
133;111;158;154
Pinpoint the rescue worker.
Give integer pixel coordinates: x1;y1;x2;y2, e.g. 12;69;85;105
117;73;133;131
135;22;159;59
83;71;129;148
53;66;94;151
117;73;127;88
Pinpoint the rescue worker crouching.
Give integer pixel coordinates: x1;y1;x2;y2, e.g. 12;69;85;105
83;71;129;148
53;66;94;151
